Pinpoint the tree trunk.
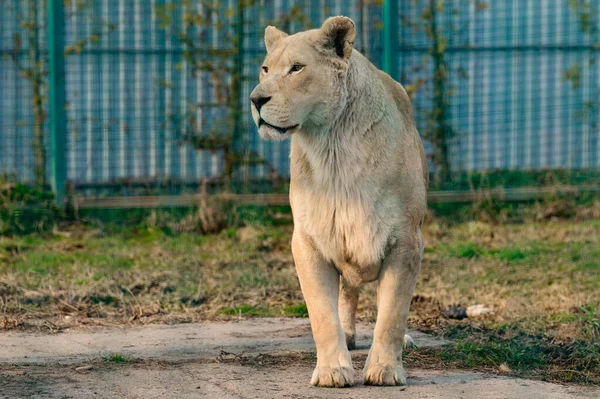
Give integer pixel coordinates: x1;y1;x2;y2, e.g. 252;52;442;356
28;0;47;189
428;0;451;187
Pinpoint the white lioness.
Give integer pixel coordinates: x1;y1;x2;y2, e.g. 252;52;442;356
250;16;428;387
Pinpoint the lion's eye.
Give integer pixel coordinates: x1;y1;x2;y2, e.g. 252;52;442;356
262;66;268;74
290;63;304;73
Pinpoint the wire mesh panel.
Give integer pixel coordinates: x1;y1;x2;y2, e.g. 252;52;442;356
0;0;50;186
398;0;600;188
0;0;599;198
63;0;234;192
59;0;383;195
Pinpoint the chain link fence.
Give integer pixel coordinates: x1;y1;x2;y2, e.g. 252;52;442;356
1;0;599;206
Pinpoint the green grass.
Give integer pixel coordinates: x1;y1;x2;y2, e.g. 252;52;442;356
443;242;484;258
217;305;274;317
102;353;128;363
496;248;527;261
217;303;309;317
439;242;542;261
437;236;600;276
283;303;309;317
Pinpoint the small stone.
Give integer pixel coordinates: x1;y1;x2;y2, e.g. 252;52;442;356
403;334;417;349
466;304;494;317
75;365;93;372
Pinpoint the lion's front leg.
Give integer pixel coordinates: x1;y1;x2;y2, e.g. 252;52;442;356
292;231;354;388
363;232;423;386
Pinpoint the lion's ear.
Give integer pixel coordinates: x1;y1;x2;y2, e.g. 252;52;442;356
265;26;288;53
317;16;356;60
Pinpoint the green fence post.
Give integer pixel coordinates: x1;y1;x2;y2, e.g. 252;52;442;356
47;0;67;206
382;0;399;80
230;0;244;192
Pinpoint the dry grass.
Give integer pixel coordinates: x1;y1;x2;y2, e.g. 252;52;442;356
0;213;598;384
413;219;600;337
0;223;302;329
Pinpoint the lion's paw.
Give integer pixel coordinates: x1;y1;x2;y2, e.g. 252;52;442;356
363;363;406;386
310;366;355;388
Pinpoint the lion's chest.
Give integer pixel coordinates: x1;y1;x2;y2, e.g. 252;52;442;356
296;188;393;283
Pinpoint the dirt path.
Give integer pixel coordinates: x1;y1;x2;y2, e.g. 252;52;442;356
0;318;597;399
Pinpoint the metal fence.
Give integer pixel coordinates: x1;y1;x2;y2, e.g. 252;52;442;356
1;0;599;205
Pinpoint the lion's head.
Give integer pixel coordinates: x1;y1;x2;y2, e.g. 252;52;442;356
250;16;356;141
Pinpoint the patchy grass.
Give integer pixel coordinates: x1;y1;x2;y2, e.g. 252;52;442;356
441;242;484;258
405;325;600;385
103;353;128;363
0;213;599;384
0;223;301;327
218;305;274;317
283;303;309;317
217;303;308;317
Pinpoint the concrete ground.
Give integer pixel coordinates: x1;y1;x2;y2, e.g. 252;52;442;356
0;318;598;399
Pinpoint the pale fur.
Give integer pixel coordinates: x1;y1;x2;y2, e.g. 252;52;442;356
250;16;428;388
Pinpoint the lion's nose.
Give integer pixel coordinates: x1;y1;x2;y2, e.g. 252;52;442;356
250;95;271;113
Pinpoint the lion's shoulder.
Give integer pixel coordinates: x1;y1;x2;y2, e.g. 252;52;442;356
373;69;414;125
374;68;429;187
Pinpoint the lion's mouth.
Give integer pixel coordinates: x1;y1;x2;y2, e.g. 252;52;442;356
258;119;299;134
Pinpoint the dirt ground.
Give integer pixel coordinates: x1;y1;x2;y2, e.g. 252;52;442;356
1;318;598;399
